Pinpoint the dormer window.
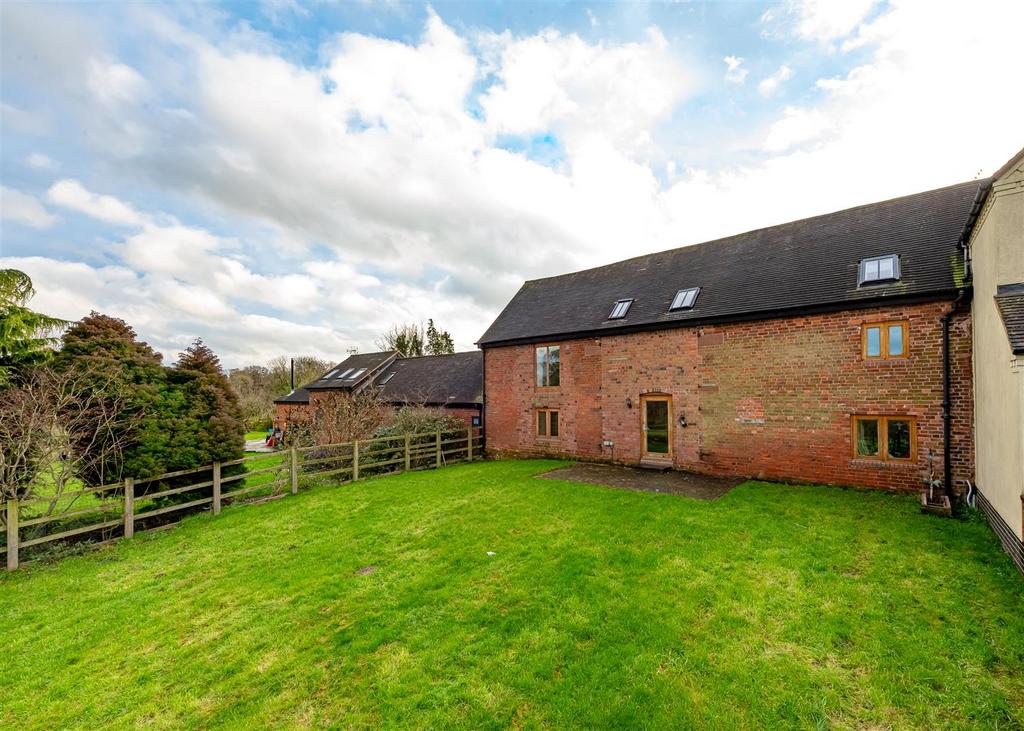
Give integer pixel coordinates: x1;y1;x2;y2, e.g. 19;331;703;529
670;287;700;311
859;255;900;285
608;299;633;320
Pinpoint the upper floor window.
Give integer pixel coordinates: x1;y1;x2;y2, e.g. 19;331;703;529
670;287;700;310
535;345;560;388
862;321;908;359
608;299;633;320
859;255;900;285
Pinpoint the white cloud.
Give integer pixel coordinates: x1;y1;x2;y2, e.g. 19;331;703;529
86;58;148;107
763;106;830;151
480;26;692;157
764;0;878;43
723;55;747;83
758;64;793;96
47;179;149;226
0;187;57;229
25;152;58;170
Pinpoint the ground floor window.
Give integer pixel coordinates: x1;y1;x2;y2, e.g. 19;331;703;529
537;409;559;437
852;415;916;461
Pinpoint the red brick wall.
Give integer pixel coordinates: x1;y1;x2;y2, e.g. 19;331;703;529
275;402;309;431
484;301;974;493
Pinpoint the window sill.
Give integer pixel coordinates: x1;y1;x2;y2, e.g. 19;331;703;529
849;458;917;470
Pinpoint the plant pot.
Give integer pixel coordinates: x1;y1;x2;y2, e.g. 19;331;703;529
920;492;952;517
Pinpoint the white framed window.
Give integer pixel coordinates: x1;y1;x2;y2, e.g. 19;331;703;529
859;255;900;285
670;287;700;311
608;299;633;320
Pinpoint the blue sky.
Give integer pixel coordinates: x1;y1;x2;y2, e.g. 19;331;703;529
1;0;1021;367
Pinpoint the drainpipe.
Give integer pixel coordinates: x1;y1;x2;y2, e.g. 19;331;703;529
480;347;487;454
942;289;967;500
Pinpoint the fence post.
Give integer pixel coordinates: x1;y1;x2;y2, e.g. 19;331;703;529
467;426;473;461
6;499;18;571
290;447;298;495
124;478;135;539
212;461;222;515
435;429;442;468
353;440;360;481
404;434;411;472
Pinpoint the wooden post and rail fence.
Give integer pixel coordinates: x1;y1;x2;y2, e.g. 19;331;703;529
2;426;483;571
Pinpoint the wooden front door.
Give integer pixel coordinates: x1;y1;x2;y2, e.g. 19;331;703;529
641;395;672;459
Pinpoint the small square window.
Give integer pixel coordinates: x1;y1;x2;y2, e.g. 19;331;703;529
670;287;700;310
536;409;559;437
859;255;900;285
862;321;908;360
471;415;481;427
609;299;633;320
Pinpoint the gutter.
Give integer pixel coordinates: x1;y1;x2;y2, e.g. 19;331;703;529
942;289;968;500
957;179;992;282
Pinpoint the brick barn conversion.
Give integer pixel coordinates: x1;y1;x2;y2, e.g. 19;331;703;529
274;350;483;430
479;148;1024;572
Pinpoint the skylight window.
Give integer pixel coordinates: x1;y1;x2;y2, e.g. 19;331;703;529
346;368;367;380
379;372;396;384
334;368;354;379
670;287;700;311
322;368;341;379
859;255;900;285
608;299;633;320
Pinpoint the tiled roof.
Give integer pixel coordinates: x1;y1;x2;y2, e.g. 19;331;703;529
373;351;483;406
479;179;985;346
995;285;1024;355
273;387;309;405
304;351;398;390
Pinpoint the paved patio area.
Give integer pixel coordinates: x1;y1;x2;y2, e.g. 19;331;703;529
539;462;742;500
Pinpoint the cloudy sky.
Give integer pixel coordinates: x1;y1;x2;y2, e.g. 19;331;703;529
1;1;1021;368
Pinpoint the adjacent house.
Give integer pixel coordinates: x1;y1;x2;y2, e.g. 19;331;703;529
479;180;980;495
274;350;483;431
968;148;1024;572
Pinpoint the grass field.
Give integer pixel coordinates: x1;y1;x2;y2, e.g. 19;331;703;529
1;460;1021;729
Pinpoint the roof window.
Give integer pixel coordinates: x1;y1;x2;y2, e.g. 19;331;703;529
379;372;397;384
334;368;354;379
670;287;700;311
859;255;900;285
346;368;367;380
608;299;633;320
322;368;341;379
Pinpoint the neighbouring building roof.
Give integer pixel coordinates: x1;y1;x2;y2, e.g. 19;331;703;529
274;387;309;405
478;179;986;347
274;350;483;406
995;284;1024;355
373;351;483;406
304;351;399;391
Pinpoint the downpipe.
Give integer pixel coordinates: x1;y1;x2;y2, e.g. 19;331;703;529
941;290;967;501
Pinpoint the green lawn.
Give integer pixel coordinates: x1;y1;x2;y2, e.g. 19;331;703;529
1;460;1021;729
